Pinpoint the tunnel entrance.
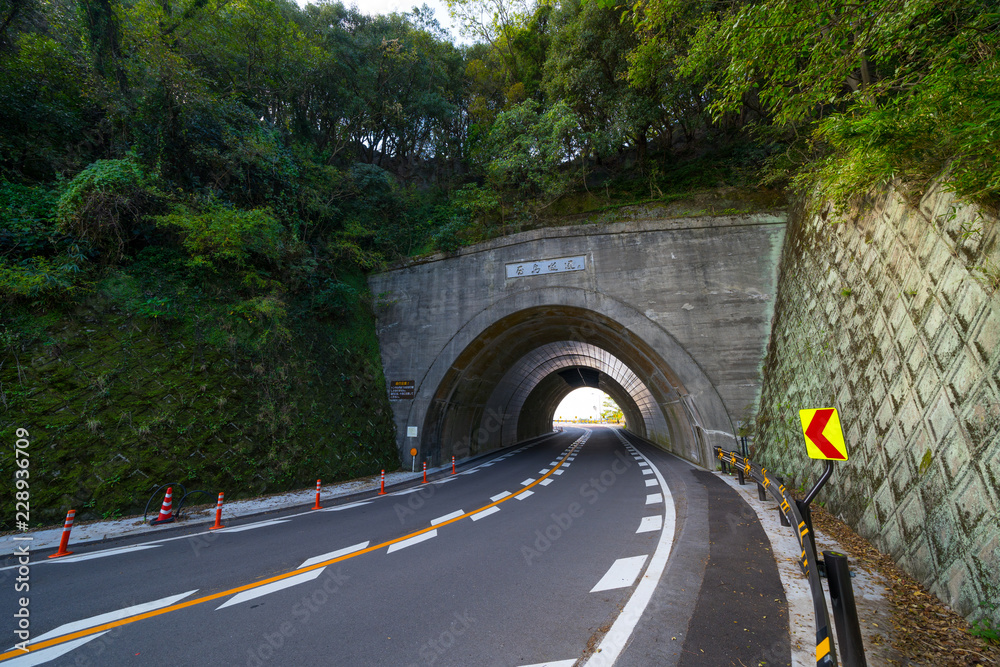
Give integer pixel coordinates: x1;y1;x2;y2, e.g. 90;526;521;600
420;305;711;467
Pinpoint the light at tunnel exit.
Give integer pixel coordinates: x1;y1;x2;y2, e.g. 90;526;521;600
555;388;622;422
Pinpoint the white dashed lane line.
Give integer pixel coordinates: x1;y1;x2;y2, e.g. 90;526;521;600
386;530;438;554
645;493;663;505
491;492;511;502
590;555;648;592
645;479;659;487
516;491;535;500
470;507;500;521
641;468;653;475
47;544;160;563
539;479;554;486
636;516;663;533
29;591;198;644
320;501;372;512
521;478;536;486
214;519;290;533
431;510;465;525
217;568;325;610
298;541;370;569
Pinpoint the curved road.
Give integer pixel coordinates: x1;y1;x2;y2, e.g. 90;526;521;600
1;427;789;666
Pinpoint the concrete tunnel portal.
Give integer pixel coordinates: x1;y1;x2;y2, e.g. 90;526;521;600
423;305;697;464
368;214;787;471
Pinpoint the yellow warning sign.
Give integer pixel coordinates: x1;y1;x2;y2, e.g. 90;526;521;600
799;408;848;461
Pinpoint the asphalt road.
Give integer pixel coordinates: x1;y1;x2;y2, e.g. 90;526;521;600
1;427;789;666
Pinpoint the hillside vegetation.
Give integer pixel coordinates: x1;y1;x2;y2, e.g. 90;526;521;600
2;0;996;525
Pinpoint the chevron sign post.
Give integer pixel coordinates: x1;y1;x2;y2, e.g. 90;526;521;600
799;408;848;461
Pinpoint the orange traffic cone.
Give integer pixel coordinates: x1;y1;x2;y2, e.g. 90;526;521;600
312;479;322;510
150;487;175;525
209;492;225;530
48;510;76;558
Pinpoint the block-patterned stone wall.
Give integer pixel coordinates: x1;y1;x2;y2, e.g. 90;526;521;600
755;181;1000;625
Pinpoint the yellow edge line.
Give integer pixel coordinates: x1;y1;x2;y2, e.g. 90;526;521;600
0;441;582;662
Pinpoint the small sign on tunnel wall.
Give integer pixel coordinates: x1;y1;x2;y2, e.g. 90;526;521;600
506;255;587;279
389;380;416;400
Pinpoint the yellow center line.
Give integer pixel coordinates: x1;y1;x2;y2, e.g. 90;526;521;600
0;442;582;662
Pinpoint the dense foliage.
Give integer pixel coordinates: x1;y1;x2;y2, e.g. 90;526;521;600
1;0;996;519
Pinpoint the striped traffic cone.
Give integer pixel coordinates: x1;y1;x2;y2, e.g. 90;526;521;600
312;479;322;510
48;510;76;558
150;487;175;525
209;492;225;530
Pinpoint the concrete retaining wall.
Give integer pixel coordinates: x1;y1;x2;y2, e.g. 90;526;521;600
755;182;1000;625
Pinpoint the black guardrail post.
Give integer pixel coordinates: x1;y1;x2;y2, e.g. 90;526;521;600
757;481;767;501
737;466;745;484
824;551;867;667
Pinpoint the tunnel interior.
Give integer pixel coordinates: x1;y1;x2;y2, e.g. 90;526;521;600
421;305;709;465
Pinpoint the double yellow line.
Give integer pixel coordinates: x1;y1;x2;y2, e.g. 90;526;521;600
0;443;580;662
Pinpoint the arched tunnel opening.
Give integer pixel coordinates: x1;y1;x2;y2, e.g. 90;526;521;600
420;305;713;467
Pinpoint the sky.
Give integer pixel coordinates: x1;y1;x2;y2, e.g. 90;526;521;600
555;388;611;420
313;0;465;42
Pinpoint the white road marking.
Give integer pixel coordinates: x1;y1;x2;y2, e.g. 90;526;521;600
386;530;437;554
590;555;648;592
586;429;677;667
563;463;571;468
490;492;511;502
642;468;654;475
521;478;536;486
434;477;456;484
5;633;109;666
298;541;370;569
470;507;500;521
645;493;663;504
320;501;373;512
539;479;554;486
217;569;325;609
516;490;535;500
214;519;290;533
549;461;559;465
517;661;578;667
553;470;565;475
538;469;550;474
30;590;198;643
390;487;423;496
430;510;465;525
638;462;649;467
637;515;663;533
47;544;160;563
645;479;659;487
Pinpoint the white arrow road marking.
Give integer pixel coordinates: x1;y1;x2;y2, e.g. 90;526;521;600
386;530;437;554
320;501;373;512
5;633;109;666
47;544;160;563
470;507;500;521
637;515;663;533
297;541;370;569
28;590;198;644
215;519;290;533
591;556;648;592
217;569;324;610
431;510;464;525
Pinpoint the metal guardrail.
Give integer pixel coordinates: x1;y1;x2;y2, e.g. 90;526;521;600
715;447;838;667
